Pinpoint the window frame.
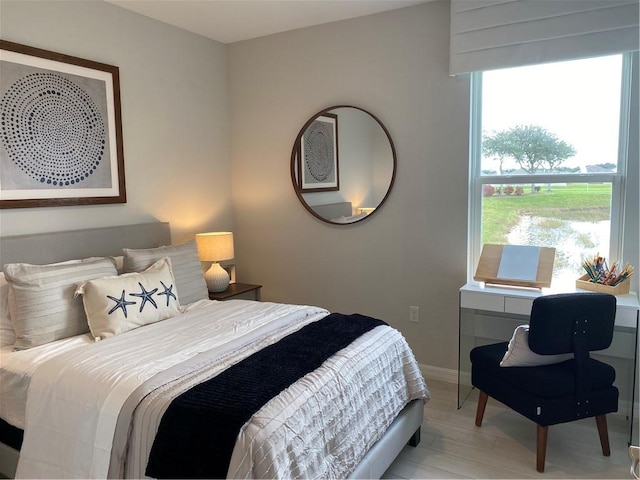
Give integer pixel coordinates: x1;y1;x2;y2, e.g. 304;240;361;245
467;53;634;283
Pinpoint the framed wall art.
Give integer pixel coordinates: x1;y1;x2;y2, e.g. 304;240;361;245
0;40;126;208
299;112;339;192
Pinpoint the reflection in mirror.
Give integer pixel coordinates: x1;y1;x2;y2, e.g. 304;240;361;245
291;106;396;225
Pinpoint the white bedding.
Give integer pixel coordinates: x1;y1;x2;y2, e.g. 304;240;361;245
330;212;369;223
227;325;426;479
0;334;94;429
121;319;427;479
6;299;428;479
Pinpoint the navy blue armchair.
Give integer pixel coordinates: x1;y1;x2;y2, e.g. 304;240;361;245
470;292;618;472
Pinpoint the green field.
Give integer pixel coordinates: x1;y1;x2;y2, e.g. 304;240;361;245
482;183;612;244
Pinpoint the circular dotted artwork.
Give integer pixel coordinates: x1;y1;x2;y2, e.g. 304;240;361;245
304;120;335;182
0;72;106;187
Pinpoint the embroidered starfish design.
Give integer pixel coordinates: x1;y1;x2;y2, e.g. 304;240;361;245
130;282;158;312
158;281;177;306
107;290;136;318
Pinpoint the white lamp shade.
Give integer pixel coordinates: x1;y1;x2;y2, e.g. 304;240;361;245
195;232;234;262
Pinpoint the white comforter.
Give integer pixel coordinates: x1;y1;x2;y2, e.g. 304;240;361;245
12;300;428;479
0;334;95;430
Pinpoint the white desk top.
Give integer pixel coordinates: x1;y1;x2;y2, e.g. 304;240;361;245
460;281;639;328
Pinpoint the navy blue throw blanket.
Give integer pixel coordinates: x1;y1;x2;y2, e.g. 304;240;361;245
146;313;386;479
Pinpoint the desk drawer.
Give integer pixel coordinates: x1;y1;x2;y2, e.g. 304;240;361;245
504;296;534;315
460;291;504;312
615;307;639;328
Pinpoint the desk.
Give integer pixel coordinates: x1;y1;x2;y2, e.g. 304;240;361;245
459;282;639;445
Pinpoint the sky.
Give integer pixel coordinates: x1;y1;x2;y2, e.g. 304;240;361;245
481;54;623;172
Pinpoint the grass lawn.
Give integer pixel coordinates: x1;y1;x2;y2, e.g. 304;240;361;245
482;183;612;244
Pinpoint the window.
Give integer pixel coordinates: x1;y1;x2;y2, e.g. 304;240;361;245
468;54;634;286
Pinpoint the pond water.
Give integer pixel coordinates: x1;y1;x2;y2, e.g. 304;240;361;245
507;215;610;286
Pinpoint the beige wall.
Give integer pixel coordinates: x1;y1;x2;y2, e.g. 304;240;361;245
1;0;637;378
228;0;470;371
2;0;471;372
0;0;232;243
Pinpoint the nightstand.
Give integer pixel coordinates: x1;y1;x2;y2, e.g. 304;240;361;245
208;282;262;301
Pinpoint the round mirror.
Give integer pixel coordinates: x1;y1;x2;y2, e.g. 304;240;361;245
291;105;397;225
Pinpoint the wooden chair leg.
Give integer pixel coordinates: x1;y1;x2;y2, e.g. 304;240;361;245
475;390;489;427
536;424;548;473
595;415;611;456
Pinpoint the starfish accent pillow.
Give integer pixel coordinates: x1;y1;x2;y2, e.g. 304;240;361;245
76;257;181;340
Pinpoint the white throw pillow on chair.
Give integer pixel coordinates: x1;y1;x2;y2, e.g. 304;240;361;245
500;324;573;367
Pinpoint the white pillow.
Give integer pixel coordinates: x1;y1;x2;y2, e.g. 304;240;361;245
500;324;573;367
76;257;182;340
0;274;15;347
4;257;118;350
123;240;208;305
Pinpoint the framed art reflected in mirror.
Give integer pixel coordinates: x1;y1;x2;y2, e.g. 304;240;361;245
298;113;339;192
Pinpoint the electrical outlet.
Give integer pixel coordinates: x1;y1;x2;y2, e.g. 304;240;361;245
409;306;419;323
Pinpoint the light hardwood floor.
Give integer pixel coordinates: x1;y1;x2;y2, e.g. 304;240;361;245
383;379;634;479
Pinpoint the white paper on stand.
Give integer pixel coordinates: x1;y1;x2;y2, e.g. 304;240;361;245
497;245;540;281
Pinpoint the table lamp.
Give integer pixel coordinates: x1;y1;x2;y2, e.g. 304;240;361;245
356;207;375;215
195;232;234;292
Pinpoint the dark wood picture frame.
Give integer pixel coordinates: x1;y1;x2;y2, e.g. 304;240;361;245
298;112;339;192
0;40;126;208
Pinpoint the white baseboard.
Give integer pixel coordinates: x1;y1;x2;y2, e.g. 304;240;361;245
419;363;458;384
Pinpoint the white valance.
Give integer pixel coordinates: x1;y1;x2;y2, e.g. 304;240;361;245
450;0;640;75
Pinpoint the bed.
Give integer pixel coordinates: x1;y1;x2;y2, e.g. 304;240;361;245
308;202;370;224
0;222;429;479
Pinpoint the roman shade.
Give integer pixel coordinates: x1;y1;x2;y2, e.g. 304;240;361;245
450;0;640;75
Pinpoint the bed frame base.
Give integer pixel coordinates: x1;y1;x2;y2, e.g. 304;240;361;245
0;400;423;479
409;425;421;447
348;398;424;479
0;442;18;478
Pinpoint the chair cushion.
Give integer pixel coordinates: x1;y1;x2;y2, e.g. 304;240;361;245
471;342;616;398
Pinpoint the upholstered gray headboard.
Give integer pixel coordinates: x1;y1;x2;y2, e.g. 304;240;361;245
310;202;352;219
0;222;171;266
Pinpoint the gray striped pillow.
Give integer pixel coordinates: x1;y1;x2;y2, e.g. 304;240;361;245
4;257;118;350
122;240;208;305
